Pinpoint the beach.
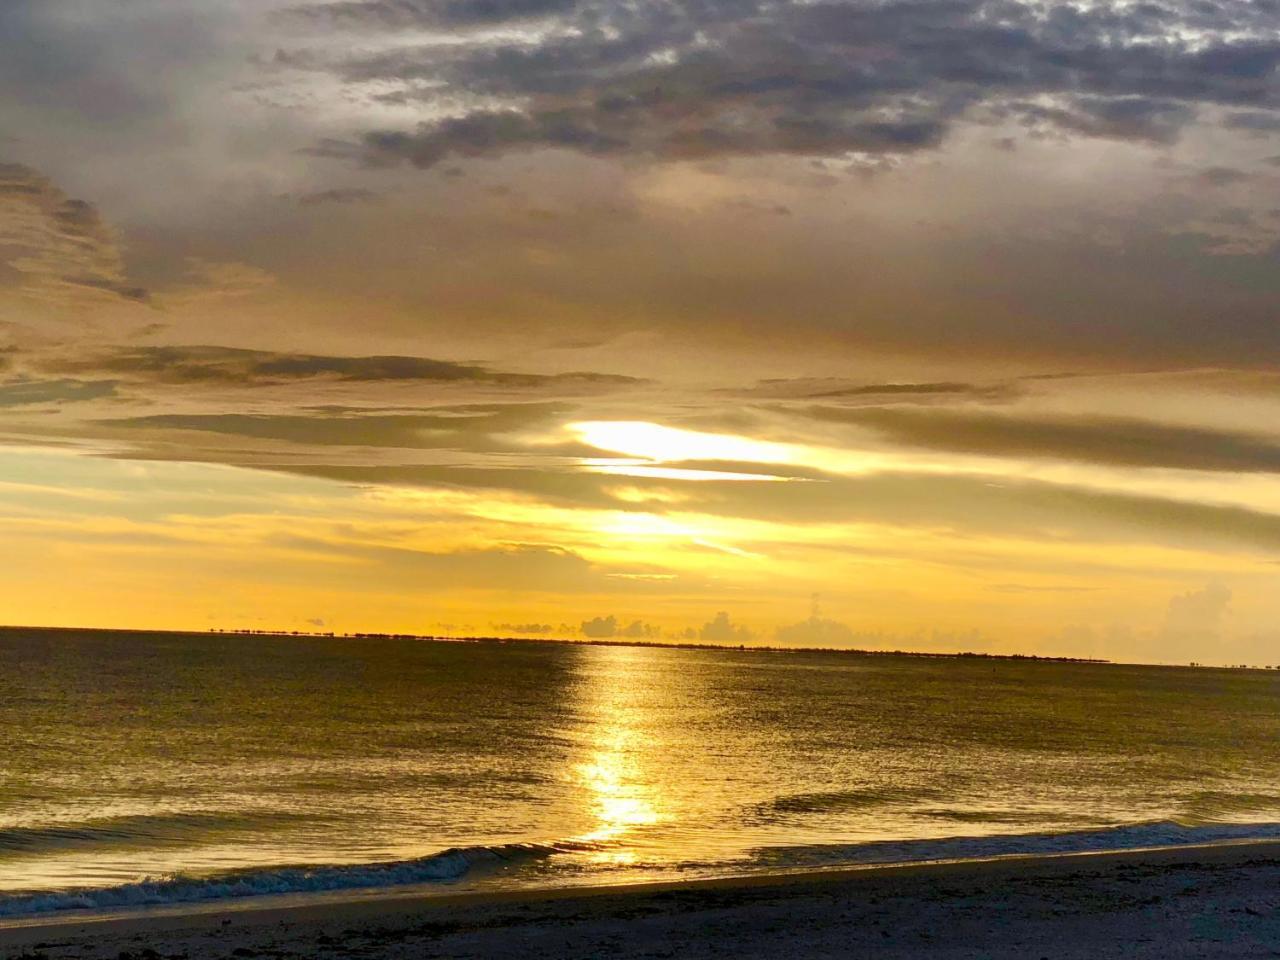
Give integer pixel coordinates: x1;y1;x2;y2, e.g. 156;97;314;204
2;843;1279;959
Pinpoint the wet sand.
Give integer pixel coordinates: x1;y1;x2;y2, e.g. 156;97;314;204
2;842;1279;959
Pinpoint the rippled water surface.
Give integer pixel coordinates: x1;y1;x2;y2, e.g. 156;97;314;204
2;627;1279;915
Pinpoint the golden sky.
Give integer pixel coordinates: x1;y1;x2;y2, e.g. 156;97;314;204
2;0;1280;663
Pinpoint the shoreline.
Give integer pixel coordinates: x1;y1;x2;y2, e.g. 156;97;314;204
0;622;1112;664
3;839;1279;956
2;823;1278;928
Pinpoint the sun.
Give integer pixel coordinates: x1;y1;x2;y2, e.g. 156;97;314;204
569;421;795;466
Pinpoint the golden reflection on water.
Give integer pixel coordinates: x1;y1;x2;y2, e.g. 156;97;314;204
570;646;663;864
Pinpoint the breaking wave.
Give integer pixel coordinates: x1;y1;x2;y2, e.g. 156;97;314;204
0;840;603;918
4;819;1280;920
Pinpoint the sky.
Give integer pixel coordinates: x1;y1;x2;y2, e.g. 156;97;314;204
1;0;1280;664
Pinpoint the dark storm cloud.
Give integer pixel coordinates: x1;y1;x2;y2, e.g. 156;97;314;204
50;345;641;388
301;0;1280;169
796;406;1280;474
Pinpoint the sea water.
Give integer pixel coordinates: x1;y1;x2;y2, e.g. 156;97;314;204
1;627;1279;917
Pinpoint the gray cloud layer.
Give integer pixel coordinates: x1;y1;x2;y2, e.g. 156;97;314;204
288;0;1280;169
290;0;578;28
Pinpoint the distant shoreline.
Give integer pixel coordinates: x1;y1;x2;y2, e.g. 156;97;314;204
223;628;1115;664
10;621;1280;670
0;621;1120;663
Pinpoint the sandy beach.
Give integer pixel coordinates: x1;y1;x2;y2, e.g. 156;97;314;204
2;843;1279;959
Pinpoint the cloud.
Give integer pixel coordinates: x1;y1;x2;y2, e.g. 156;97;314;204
358;108;947;170
579;614;661;638
1195;165;1251;188
6;5;1280;372
495;621;556;634
0;163;148;307
249;453;1280;560
775;614;856;647
1160;581;1233;662
287;0;578;29
1014;96;1196;145
161;259;277;307
50;344;642;389
101;404;570;453
313;0;1280;173
0;378;117;408
806;381;1010;401
1225;110;1280;133
713;468;1280;555
276;539;623;593
295;187;380;206
796;406;1280;474
699;610;754;644
745;378;1018;405
580;614;617;637
1042;622;1133;659
2;2;1280;662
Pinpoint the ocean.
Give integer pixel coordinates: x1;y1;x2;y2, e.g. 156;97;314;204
2;627;1279;918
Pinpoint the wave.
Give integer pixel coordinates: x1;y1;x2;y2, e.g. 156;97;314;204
0;811;313;854
0;840;604;918
3;819;1280;920
1178;791;1280;825
754;784;1280;832
753;786;943;819
748;818;1280;872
